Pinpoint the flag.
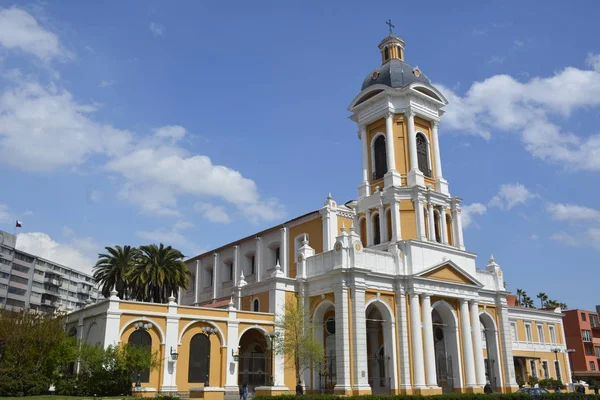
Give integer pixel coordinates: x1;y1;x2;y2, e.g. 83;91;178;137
15;220;22;228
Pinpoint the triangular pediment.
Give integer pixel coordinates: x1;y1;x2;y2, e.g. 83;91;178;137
417;261;481;286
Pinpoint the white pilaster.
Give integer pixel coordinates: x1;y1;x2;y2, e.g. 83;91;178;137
280;227;289;276
421;294;438;387
224;308;240;391
390;200;402;241
334;283;352;392
384;112;402;187
161;296;180;392
460;299;477;387
440;208;448;245
104;289;121;348
406;109;425;187
496;297;519;390
255;237;263;282
414;198;427;241
212;253;219;300
396;288;412;391
320;196;338;252
351;283;371;392
270;287;287;387
431;121;449;195
452;205;465;250
194;259;201;305
233;245;239;286
410;292;426;388
366;209;374;247
359;125;370;198
378;204;387;243
470;301;486;386
427;203;435;242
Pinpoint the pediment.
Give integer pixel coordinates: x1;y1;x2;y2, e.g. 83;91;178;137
417;261;481;286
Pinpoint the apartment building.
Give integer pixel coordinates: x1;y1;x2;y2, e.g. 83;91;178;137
0;229;100;313
563;309;600;382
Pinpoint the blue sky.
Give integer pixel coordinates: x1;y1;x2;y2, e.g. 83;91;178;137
0;1;599;309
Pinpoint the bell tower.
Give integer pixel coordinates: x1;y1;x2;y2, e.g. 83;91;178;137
347;25;465;251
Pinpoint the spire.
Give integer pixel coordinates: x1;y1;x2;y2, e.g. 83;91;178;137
378;21;405;64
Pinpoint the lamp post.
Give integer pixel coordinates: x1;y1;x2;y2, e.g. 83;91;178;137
266;331;280;386
202;327;218;387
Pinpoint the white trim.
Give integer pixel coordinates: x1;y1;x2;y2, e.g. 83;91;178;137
119;317;166;344
177;319;226;346
365;297;396;324
370;132;387;179
415;131;433;176
237;325;270;348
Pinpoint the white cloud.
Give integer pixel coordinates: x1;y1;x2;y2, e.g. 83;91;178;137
437;55;600;170
488;183;535;210
514;40;524;48
546;203;600;221
488;55;505;64
99;80;115;88
0;7;70;62
194;202;232;224
63;226;74;237
149;22;165;37
0;203;11;224
530;234;539;240
154;125;186;143
137;220;195;252
16;231;98;273
461;203;487;229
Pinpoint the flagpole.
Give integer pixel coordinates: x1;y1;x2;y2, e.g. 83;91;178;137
2;223;18;308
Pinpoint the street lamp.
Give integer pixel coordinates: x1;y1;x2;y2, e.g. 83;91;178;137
134;321;153;331
170;347;179;362
202;327;218;387
266;331;280;386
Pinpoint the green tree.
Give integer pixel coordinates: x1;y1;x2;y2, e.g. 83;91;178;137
274;297;324;384
516;288;525;306
93;245;140;299
537;292;549;308
130;243;190;303
523;295;535;308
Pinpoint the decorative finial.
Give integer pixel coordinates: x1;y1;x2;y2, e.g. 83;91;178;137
489;254;495;263
327;192;332;200
167;292;176;304
110;285;119;299
341;221;346;233
271;259;284;278
302;234;309;245
386;19;395;35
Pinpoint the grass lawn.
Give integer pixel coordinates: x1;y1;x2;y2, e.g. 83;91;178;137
3;397;136;400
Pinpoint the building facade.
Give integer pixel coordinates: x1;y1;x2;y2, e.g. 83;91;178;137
0;229;100;313
66;33;571;397
563;309;600;382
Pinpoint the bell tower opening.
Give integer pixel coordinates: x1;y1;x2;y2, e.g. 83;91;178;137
379;20;405;64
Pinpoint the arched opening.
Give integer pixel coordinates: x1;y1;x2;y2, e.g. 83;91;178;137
189;333;211;384
385;208;392;242
384;47;389;61
253;298;260;312
238;328;269;390
424;207;430;240
312;301;336;392
129;329;152;383
359;217;367;248
416;133;432;177
366;301;396;394
434;210;442;243
372;135;388;180
431;301;462;393
372;213;381;245
446;214;454;246
480;313;503;392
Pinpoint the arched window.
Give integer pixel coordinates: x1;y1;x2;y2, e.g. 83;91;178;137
253;299;260;312
189;333;211;383
416;133;431;177
373;213;381;245
446;214;454;246
384;47;389;61
129;329;152;382
434;210;442;243
359;217;367;248
386;208;392;242
373;135;387;180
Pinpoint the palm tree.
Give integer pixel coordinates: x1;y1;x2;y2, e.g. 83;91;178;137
131;243;190;303
559;302;568;310
93;245;140;299
537;292;548;308
545;299;559;308
516;288;525;306
523;296;535;308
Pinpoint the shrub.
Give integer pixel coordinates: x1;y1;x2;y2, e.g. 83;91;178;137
254;393;600;400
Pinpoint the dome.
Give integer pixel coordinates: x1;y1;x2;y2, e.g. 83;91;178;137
361;58;431;91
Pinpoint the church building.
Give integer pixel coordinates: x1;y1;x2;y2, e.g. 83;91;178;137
65;30;571;398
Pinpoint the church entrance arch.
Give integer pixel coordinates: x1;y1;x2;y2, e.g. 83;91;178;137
312;300;336;393
431;301;462;393
480;312;503;391
365;300;396;394
238;328;269;391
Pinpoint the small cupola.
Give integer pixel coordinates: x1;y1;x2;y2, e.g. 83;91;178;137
379;19;405;64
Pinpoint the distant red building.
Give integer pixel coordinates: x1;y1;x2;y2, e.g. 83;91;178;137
563;309;600;382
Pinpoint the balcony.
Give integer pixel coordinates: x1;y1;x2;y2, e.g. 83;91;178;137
44;276;60;286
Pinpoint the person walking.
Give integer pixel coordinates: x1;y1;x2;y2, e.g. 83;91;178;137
296;381;304;396
239;383;248;400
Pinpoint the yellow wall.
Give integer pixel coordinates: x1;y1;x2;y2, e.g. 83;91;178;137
240;291;270;313
121;321;164;390
289;217;323;278
399;200;417;239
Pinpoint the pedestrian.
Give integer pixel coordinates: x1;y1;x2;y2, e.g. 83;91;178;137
239;383;248;400
296;381;304;396
578;383;586;394
484;381;492;394
594;384;599;395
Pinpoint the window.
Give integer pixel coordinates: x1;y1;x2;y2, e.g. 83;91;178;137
595;347;600;358
591;314;600;328
542;361;550;379
591;361;596;371
582;312;587;321
537;324;545;343
128;330;152;382
530;360;537;378
549;325;556;344
0;272;9;280
10;275;28;285
12;264;30;274
586;344;593;355
224;260;233;281
207;269;214;287
14;253;34;263
384;47;389;61
434;210;442;243
246;254;255;275
511;322;518;341
6;298;24;308
0;259;10;266
373;213;381;245
8;286;27;296
554;360;561;381
445;214;454;246
416;133;431;177
372;135;387;180
253;298;260;312
189;333;210;383
525;324;533;342
582;330;592;342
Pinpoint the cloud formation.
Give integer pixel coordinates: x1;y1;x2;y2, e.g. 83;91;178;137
149;22;165;37
461;203;487;229
194;202;232;224
489;183;535;210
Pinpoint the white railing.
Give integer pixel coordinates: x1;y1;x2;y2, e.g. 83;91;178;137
304;247;397;278
355;248;396;275
305;250;335;278
512;341;565;353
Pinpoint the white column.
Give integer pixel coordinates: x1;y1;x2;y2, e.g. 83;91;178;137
280;227;289;276
396;288;412;391
255;237;263;282
385;112;397;172
378;204;387;243
410;292;426;388
161;298;180;392
351;284;371;391
452;207;465;250
497;297;519;390
212;253;219;300
366;209;374;246
194;259;201;305
407;110;418;172
440;208;448;245
431;121;443;179
460;299;477;387
233;245;239;286
421;294;438;387
427;203;435;241
414;199;427;241
334;284;352;393
470;301;487;386
390;200;402;241
270;288;287;387
360;125;369;182
224;313;240;391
